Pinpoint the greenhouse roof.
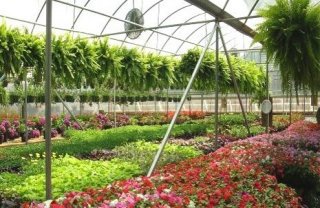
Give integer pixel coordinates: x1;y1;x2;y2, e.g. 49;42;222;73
0;0;320;56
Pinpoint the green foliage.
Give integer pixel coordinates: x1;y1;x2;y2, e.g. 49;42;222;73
0;155;141;201
0;23;24;77
0;121;211;171
281;165;320;207
114;141;202;173
0;86;8;105
70;37;99;88
94;38;122;89
255;0;320;96
118;47;146;91
218;113;260;126
0;22;262;94
176;48;265;94
227;125;265;139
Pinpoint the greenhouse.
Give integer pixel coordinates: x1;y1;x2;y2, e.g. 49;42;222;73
1;0;320;207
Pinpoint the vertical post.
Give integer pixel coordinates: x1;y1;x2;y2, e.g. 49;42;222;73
113;76;117;127
44;0;52;200
215;24;219;141
24;70;28;144
147;23;218;177
166;88;169;115
289;88;292;124
201;92;204;112
218;28;251;136
266;55;269;133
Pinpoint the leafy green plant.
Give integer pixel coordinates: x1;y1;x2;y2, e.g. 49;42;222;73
0;86;8;105
114;141;202;172
0;154;141;201
0;121;212;171
0;23;24;77
255;0;320;98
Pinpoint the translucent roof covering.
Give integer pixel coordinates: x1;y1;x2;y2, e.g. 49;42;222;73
0;0;320;56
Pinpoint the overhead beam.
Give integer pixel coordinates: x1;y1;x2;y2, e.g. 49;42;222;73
185;0;257;38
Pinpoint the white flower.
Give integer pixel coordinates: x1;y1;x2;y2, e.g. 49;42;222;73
188;200;196;208
109;199;119;207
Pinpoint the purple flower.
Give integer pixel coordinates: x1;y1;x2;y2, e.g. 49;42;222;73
12;120;20;127
31;129;41;138
1;120;11;129
51;129;58;137
0;125;6;133
72;122;81;130
38;117;46;126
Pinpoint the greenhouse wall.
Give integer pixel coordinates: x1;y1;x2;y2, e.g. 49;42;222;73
0;95;317;117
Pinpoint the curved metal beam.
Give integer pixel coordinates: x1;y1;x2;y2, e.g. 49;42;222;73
54;0;202;50
71;0;92;30
174;22;210;54
99;0;129;35
141;4;192;51
31;0;46;34
244;0;260;24
173;0;230;55
158;12;206;54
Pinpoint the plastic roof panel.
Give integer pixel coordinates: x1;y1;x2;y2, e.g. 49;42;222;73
0;0;319;56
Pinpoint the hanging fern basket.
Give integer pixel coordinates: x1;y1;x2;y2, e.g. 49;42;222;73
255;0;320;99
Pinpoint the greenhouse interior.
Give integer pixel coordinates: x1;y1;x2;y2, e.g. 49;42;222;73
1;0;320;207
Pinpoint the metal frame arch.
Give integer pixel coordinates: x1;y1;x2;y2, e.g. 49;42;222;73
244;0;260;24
70;0;92;30
192;29;233;52
141;4;192;51
54;0;202;49
158;12;207;54
31;0;46;34
120;0;164;47
173;22;211;55
99;0;129;35
174;0;230;55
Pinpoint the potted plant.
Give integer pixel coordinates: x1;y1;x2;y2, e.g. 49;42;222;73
79;92;89;103
19;123;27;142
254;0;320;104
64;94;75;102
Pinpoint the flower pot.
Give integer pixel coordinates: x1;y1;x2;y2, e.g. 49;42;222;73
65;95;75;102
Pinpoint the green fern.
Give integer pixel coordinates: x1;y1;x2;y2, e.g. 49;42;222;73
254;0;320;97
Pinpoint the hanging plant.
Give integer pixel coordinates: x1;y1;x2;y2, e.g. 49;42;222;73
51;35;75;88
94;39;122;88
118;47;146;91
70;37;99;88
0;23;24;77
254;0;320;98
0;86;8;105
21;32;45;83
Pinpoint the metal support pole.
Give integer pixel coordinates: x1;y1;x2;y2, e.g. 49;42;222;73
166;88;169;115
44;0;52;200
147;23;218;177
24;70;28;144
266;56;269;134
113;77;117;128
201;92;204;112
215;24;219;142
289;88;292;124
218;27;251;136
54;91;84;130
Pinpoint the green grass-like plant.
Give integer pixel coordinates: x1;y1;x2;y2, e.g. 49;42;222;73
114;141;202;172
0;154;141;201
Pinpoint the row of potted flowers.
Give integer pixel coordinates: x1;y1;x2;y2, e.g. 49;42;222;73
0;111;207;144
25;120;320;207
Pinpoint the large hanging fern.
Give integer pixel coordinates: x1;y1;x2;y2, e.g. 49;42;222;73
254;0;320;96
